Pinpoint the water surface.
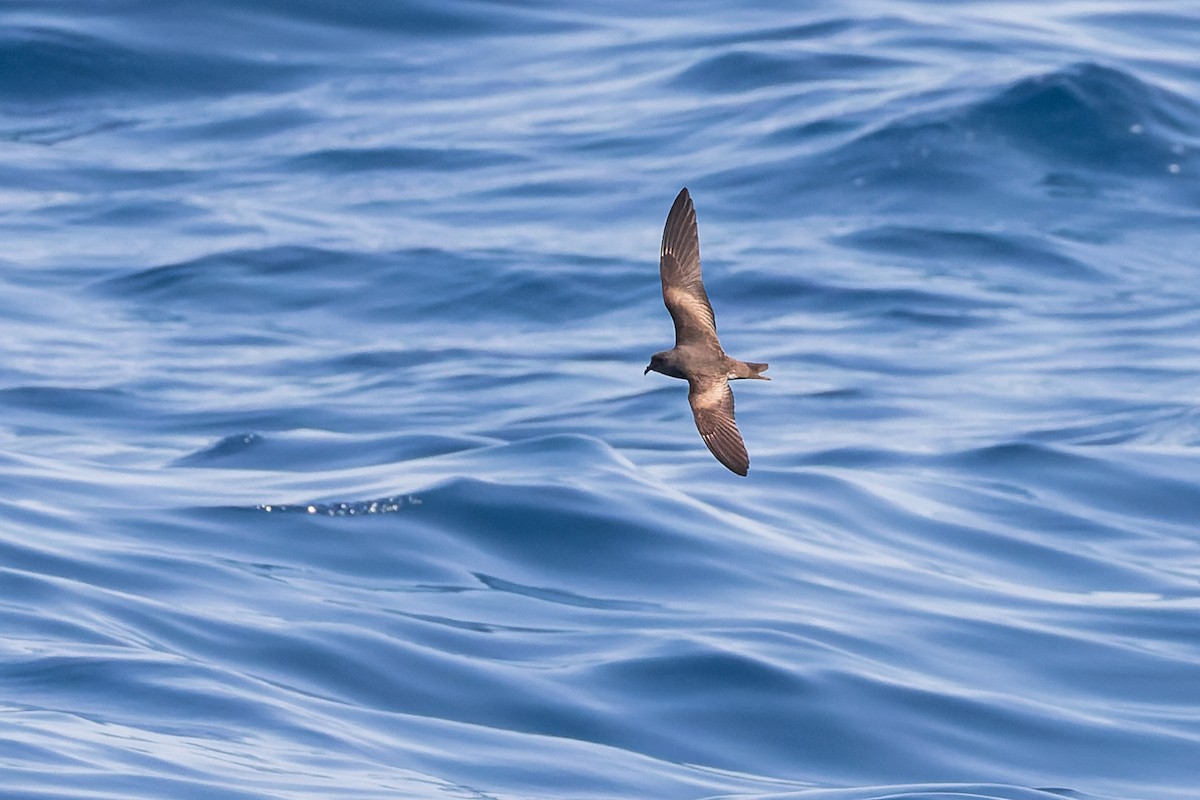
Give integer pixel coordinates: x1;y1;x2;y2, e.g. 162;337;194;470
2;2;1199;799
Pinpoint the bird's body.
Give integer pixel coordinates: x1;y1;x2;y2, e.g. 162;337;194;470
644;188;769;476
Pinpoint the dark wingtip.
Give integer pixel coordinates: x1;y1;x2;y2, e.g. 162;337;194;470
662;188;698;265
708;437;750;476
667;187;692;221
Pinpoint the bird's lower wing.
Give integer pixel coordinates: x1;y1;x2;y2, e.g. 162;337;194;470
688;377;749;476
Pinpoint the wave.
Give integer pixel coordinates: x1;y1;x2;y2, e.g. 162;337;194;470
718;62;1197;219
0;26;307;104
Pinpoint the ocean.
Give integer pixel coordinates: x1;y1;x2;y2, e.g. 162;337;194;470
2;2;1199;799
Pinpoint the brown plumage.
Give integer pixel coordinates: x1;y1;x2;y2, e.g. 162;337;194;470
644;188;769;475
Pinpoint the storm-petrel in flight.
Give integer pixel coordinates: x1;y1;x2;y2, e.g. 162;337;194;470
644;188;769;476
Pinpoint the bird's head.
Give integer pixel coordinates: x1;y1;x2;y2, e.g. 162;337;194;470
645;350;680;378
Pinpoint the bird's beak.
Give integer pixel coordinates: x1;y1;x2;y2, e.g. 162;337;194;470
644;364;652;375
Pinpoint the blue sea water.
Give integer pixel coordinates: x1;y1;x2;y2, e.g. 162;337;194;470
2;1;1199;798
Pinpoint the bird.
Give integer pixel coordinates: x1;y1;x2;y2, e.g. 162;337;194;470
644;188;769;476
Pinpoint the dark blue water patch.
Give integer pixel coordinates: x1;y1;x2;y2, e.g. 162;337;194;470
0;652;277;741
0;521;194;600
151;402;387;440
173;431;490;470
471;177;610;202
0;162;198;195
578;642;832;771
835;226;1102;282
110;518;660;756
95;246;392;313
788;348;955;378
719;62;1197;222
699;17;867;48
938;442;1200;527
110;104;326;164
473;572;661;612
593;642;803;695
966;63;1199;176
727;787;1107;800
0;114;132;146
174;432;264;464
755;393;914;434
1037;171;1104;200
0;766;284;800
713;111;1016;219
953;613;1200;710
173;106;320;143
1018;404;1196;447
671;50;908;93
581;643;1059;785
280;145;525;174
151;503;469;589
322;347;481;373
926;498;1162;592
708;269;1002;325
218;0;582;37
411;476;744;593
1069;599;1200;662
45;198;206;228
0;574;125;648
792;446;914;470
761;111;873;151
96;245;639;325
763;466;1164;595
0;27;309;104
873;306;994;330
0;386;143;420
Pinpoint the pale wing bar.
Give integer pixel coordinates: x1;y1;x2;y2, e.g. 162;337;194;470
687;377;749;476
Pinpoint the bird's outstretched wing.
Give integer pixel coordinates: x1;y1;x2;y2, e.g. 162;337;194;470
687;376;749;475
660;188;719;349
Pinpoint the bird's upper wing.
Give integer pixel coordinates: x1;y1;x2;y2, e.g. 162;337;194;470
687;375;749;476
660;188;719;349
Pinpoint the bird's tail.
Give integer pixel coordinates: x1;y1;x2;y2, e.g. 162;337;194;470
734;360;770;380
